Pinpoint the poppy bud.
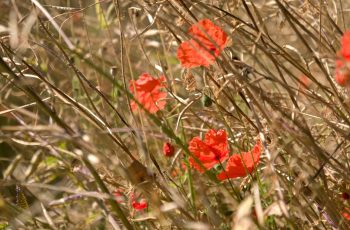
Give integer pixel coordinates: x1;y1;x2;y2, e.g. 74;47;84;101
163;142;175;157
201;94;213;107
341;192;350;200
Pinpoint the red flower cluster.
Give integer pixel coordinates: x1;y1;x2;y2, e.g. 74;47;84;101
129;73;167;113
163;142;175;157
187;129;262;180
335;31;350;87
177;19;228;68
188;129;229;173
217;140;261;181
112;189;147;212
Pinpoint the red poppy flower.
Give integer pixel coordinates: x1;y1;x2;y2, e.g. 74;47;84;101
163;142;175;157
130;192;148;211
188;19;228;55
334;59;350;87
177;40;216;68
335;31;350;87
177;19;228;68
129;73;167;113
188;129;229;173
217;140;261;181
340;31;350;61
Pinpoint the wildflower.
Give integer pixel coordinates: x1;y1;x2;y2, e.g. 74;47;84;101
188;19;228;55
177;40;216;68
163;142;175;157
342;208;350;221
177;19;227;68
340;31;350;61
217;140;261;181
335;32;350;87
130;192;147;211
188;129;229;173
334;59;350;87
129;73;167;113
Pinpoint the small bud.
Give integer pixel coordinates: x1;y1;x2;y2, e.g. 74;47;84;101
163;142;175;157
341;192;350;200
202;94;213;107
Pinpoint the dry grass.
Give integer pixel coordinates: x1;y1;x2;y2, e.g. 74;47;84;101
0;0;350;229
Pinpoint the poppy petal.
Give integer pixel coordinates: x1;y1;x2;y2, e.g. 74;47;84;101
188;129;229;173
189;19;227;55
177;19;227;68
129;73;167;113
217;140;261;181
177;40;215;68
335;60;350;87
132;199;148;211
340;31;350;61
